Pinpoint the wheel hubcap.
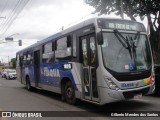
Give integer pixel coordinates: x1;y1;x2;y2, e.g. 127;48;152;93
67;87;73;98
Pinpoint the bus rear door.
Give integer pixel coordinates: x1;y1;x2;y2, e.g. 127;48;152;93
34;50;40;87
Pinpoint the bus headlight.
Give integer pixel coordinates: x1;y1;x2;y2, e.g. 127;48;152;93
104;77;119;90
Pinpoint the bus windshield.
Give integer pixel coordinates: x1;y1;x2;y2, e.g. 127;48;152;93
101;32;152;73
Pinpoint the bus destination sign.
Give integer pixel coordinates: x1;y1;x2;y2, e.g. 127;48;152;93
97;19;146;32
108;23;136;31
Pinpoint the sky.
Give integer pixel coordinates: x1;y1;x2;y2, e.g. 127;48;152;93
0;0;148;63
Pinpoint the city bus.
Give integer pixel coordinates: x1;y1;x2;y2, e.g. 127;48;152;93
16;17;155;105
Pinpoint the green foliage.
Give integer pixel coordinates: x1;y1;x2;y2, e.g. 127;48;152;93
85;0;160;20
11;58;16;68
85;0;160;63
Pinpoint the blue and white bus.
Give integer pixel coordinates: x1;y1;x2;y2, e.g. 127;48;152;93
16;17;155;105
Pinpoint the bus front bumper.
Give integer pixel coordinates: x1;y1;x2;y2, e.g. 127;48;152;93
100;83;155;105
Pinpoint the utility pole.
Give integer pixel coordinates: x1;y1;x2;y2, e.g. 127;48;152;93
120;0;124;19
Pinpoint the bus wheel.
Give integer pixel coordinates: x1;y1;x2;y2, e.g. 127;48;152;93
26;77;32;91
64;81;76;105
155;88;160;96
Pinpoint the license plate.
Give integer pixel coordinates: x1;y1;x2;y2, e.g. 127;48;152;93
134;94;142;99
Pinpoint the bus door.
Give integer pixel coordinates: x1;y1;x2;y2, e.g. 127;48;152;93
19;56;23;83
34;50;40;87
81;34;99;102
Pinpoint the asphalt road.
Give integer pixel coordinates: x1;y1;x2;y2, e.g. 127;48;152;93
0;76;160;120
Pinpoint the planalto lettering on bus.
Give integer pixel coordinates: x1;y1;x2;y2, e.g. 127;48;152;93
43;67;60;77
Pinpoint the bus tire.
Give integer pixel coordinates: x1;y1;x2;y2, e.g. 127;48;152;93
155;88;160;96
64;81;76;105
26;77;33;91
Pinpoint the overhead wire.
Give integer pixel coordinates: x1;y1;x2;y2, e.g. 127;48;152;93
0;0;9;17
0;0;30;38
0;0;18;30
0;0;23;35
0;0;9;25
6;0;33;35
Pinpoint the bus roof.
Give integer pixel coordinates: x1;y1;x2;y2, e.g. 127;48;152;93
16;17;145;54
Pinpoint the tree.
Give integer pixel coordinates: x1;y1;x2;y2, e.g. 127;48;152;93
85;0;160;63
11;58;16;68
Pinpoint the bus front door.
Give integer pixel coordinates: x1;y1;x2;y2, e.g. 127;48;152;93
20;56;23;83
34;50;40;87
81;34;99;102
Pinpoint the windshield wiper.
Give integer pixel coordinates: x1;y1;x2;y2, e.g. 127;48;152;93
114;29;133;58
134;31;140;40
130;37;137;58
134;31;140;47
114;30;128;48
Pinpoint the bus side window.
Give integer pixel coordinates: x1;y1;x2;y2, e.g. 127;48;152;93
55;36;72;61
72;33;77;59
52;42;55;61
26;52;29;65
42;42;54;63
23;54;27;66
26;52;32;65
19;56;23;67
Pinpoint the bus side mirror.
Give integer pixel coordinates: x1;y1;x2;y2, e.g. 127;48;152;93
97;31;103;45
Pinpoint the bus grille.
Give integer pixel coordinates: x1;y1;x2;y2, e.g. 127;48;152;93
113;71;151;81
